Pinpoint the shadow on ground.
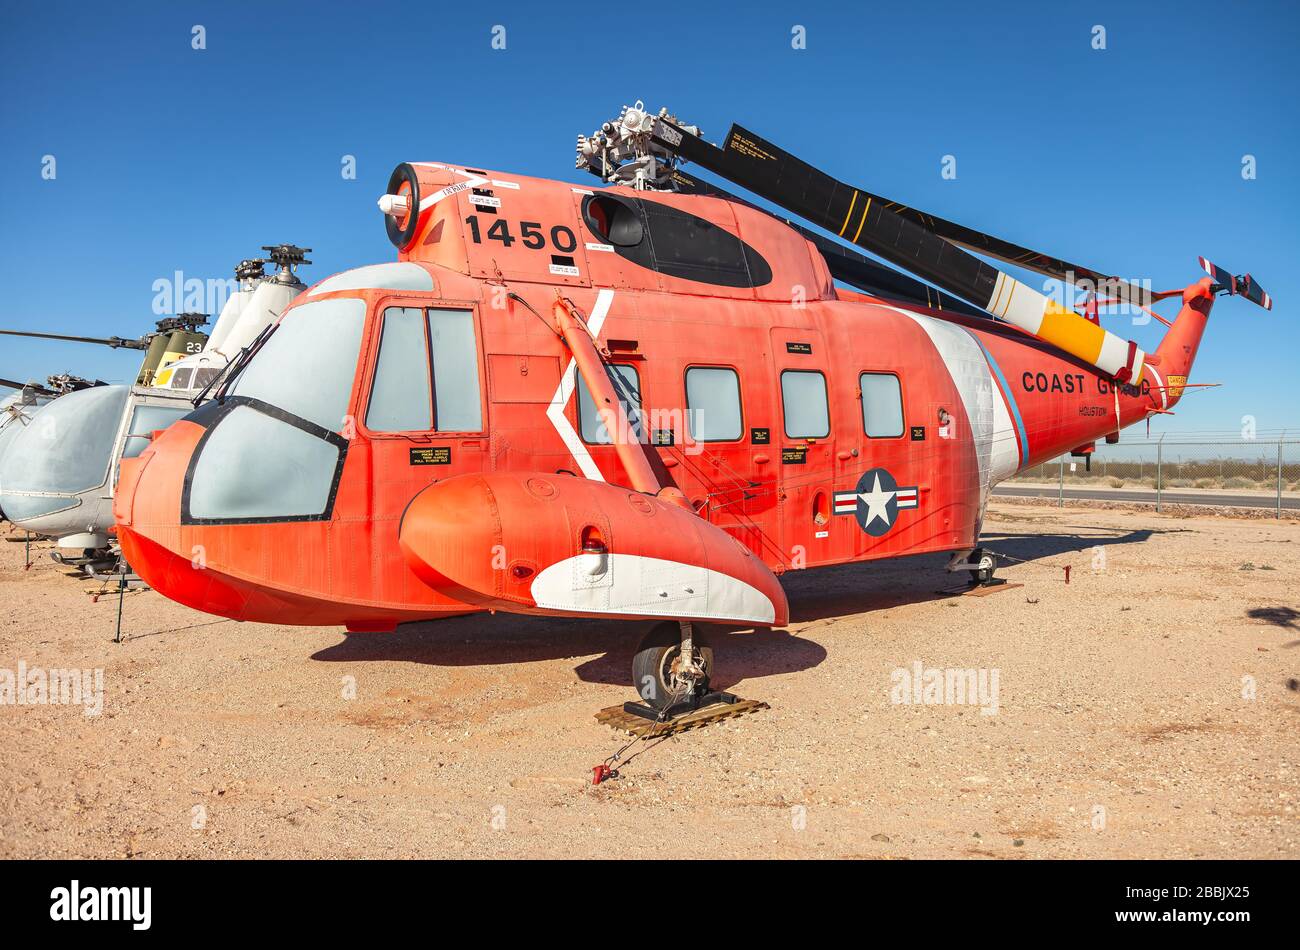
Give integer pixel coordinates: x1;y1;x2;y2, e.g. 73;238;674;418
310;524;1174;689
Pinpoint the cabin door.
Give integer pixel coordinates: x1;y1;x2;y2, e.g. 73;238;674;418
768;326;840;570
360;302;489;597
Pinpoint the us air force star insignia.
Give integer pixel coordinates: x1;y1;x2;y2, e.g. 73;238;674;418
832;467;920;537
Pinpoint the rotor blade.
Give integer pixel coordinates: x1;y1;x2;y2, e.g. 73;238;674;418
1198;256;1273;310
682;125;1149;306
669;168;989;318
649;118;1151;385
1239;275;1273;310
0;329;148;350
0;377;55;395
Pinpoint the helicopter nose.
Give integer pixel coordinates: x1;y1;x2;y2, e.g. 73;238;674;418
0;384;129;533
115;415;258;618
114;415;203;549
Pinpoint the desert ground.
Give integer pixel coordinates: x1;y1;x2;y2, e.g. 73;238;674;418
1;502;1296;859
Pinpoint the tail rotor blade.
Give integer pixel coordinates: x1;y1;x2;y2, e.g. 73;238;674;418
1198;256;1273;310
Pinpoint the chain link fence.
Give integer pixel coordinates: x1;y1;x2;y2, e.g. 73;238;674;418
1001;438;1300;516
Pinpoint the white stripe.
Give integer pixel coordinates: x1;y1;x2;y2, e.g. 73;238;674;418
530;552;776;624
545;289;616;482
888;307;1019;493
1096;331;1130;379
1145;364;1168;411
1001;279;1049;335
408;163;489;212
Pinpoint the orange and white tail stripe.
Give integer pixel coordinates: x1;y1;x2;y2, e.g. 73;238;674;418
984;272;1146;386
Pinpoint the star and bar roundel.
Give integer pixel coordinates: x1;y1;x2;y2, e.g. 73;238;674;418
833;467;919;537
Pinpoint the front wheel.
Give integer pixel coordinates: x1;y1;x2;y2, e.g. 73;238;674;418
970;547;996;585
631;622;714;711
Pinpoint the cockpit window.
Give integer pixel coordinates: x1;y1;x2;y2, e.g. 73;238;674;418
364;306;482;433
187;405;342;521
308;262;434;296
0;384;128;497
367;307;432;432
121;404;190;461
428;309;482;432
233;298;365;431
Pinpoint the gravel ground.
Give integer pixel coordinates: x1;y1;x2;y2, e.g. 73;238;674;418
1;502;1296;859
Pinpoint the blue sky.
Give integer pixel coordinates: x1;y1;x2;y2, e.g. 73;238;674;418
1;0;1296;436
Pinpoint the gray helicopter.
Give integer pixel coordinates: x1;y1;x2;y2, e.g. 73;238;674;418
0;245;311;563
0;375;109;522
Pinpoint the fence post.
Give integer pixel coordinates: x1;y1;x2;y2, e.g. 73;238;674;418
1156;434;1164;513
1279;437;1285;520
1058;456;1064;508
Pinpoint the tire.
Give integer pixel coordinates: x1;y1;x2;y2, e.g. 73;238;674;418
632;621;714;711
971;547;996;585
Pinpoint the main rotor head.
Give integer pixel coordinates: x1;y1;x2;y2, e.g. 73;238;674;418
577;101;698;191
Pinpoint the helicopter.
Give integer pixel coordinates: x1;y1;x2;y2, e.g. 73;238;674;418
114;103;1271;714
0;246;310;563
0;374;104;520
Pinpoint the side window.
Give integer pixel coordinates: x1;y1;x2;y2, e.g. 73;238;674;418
121;405;190;460
780;370;830;439
685;366;742;442
367;307;432;432
428;309;482;432
117;403;191;483
365;307;483;433
577;365;642;444
860;372;904;438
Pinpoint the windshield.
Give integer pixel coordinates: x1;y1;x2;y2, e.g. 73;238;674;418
231;298;365;431
0;384;129;495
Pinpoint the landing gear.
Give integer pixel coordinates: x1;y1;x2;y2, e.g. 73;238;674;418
970;547;997;586
626;620;736;721
945;546;1000;587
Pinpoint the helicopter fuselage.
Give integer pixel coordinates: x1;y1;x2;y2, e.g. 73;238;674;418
113;163;1209;631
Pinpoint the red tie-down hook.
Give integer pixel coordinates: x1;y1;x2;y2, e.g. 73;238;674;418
591;764;614;785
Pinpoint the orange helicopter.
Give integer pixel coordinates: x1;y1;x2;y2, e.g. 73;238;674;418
115;103;1270;715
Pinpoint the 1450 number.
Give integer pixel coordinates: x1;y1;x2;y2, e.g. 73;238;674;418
464;216;577;253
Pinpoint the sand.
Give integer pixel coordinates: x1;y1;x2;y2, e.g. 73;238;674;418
1;502;1296;859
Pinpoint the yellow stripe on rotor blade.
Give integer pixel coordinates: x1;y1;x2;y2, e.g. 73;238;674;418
852;197;873;243
839;191;859;236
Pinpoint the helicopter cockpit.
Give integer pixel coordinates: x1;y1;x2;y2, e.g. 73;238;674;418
175;260;485;525
0;384;130;524
0;383;195;548
183;296;363;523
